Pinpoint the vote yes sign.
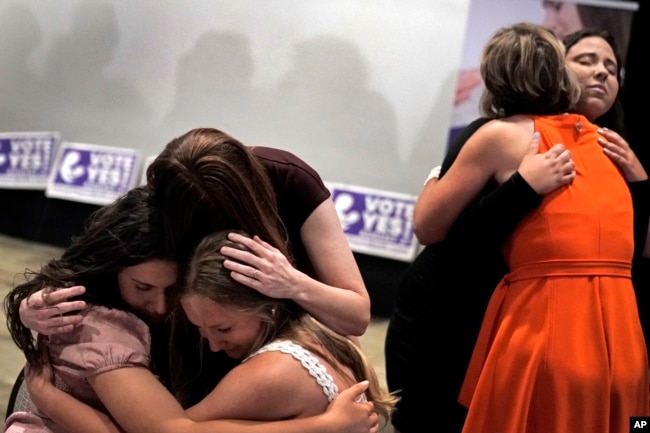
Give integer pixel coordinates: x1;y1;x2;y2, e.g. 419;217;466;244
46;141;140;206
327;182;419;262
0;132;59;190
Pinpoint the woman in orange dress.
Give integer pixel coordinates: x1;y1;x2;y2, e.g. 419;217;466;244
414;22;649;433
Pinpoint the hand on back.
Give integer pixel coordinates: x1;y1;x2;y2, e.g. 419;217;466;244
323;381;380;433
518;132;576;195
598;128;648;182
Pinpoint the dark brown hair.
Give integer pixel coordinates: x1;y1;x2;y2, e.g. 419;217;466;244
3;186;173;369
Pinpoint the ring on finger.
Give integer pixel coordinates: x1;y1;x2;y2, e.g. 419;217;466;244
41;287;56;307
253;269;260;279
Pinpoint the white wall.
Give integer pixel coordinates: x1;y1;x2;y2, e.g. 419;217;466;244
1;0;471;195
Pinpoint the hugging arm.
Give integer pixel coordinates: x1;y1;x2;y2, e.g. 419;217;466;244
445;130;578;243
413;125;500;245
446;137;574;246
446;172;542;245
419;120;574;247
439;118;542;245
25;361;125;433
26;364;378;433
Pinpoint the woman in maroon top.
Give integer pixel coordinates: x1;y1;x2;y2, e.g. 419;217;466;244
19;127;370;407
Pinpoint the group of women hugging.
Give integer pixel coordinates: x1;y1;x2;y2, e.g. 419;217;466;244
4;19;649;433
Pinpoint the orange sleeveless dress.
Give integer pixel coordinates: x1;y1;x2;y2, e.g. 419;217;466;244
459;114;649;433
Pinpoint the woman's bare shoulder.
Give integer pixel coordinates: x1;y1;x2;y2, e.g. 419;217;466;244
472;116;533;151
476;116;533;139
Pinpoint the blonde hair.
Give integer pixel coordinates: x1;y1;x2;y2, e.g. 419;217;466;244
182;230;398;423
479;22;581;118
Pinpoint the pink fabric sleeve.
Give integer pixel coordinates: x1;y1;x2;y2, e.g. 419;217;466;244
52;305;151;378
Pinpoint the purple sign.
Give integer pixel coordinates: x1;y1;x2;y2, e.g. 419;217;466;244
46;142;140;205
0;132;58;189
328;182;418;262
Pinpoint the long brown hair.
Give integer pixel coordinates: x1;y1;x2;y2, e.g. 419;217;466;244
4;186;173;369
146;127;290;260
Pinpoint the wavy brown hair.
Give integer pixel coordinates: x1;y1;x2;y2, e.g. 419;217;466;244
480;22;581;118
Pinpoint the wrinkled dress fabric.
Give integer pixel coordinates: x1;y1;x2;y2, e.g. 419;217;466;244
5;305;150;433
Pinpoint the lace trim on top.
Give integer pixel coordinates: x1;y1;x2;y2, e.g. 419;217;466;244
244;339;339;402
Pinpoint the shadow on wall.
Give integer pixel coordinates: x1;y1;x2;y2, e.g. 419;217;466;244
0;1;155;149
160;30;270;144
0;4;44;132
267;35;402;192
158;32;405;192
38;0;154;148
0;2;410;194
